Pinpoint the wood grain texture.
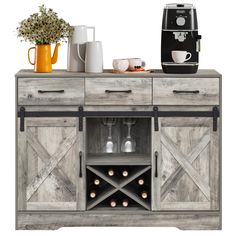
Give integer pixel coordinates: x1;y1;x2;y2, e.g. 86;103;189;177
16;212;221;230
161;131;211;201
85;77;152;105
77;118;86;210
26;129;77;201
15;69;222;79
153;77;219;105
157;117;219;211
151;118;161;210
17;118;84;211
17;120;27;210
16;70;221;229
18;77;84;105
26;202;77;211
210;121;220;210
26;129;76;196
161;131;210;200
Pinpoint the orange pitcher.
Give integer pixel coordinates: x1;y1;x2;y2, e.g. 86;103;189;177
28;43;60;73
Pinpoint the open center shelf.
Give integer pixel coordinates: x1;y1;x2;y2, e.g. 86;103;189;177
86;117;152;211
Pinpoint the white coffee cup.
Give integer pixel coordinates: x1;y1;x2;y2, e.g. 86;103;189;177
171;50;192;63
128;58;145;70
112;59;129;72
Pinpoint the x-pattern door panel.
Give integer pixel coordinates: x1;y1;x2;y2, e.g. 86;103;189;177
152;117;219;211
17;118;85;211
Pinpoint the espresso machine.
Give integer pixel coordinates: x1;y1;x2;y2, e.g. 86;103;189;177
161;3;201;73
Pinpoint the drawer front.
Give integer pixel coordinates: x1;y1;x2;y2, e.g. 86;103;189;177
85;77;152;105
18;78;84;105
153;77;219;105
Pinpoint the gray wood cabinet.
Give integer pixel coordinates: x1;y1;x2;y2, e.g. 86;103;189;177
15;69;221;230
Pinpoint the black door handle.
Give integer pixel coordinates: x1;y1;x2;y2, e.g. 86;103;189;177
105;90;132;93
79;151;83;178
173;90;199;94
155;151;158;178
38;90;65;93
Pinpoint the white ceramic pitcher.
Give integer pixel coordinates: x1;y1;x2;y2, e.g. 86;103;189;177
83;41;103;73
67;25;95;72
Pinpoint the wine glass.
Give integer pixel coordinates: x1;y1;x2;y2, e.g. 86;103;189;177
102;118;116;153
121;118;136;153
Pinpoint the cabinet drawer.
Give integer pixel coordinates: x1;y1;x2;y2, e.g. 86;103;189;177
85;77;152;105
18;77;84;105
153;77;219;105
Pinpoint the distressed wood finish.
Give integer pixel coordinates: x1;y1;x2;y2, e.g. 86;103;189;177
18;77;84;105
16;69;221;230
153;77;219;105
85;77;152;105
17;120;27;210
17;212;221;230
156;117;219;211
16;69;221;79
151;118;161;210
77;118;86;210
17;118;84;211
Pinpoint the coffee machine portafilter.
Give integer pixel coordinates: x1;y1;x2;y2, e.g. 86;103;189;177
161;3;201;74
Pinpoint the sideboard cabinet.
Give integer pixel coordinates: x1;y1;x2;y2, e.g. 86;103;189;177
16;69;221;230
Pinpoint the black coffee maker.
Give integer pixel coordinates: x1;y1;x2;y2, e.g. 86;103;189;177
161;3;201;73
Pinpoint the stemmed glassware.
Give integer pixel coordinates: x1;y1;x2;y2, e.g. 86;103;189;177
102;118;117;153
121;118;136;153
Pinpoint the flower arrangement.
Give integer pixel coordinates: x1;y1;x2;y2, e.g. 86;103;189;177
16;5;73;44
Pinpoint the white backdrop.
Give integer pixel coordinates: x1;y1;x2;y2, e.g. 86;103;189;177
0;0;235;235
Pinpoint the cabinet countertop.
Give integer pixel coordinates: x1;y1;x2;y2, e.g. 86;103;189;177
15;69;221;78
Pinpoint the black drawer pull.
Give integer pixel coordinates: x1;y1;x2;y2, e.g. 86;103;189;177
38;90;65;93
173;90;199;94
105;90;132;93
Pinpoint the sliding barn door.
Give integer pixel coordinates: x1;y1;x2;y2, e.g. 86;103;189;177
152;117;219;211
17;117;86;211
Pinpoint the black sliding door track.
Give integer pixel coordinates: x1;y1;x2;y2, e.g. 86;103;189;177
17;106;219;132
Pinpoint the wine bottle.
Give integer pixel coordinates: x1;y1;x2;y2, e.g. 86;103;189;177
122;170;129;177
137;178;144;186
141;191;148;199
122;199;129;207
89;190;96;198
94;178;100;186
110;199;117;208
108;168;114;176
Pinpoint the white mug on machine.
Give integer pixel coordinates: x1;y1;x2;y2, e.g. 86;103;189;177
171;50;192;63
83;41;103;73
